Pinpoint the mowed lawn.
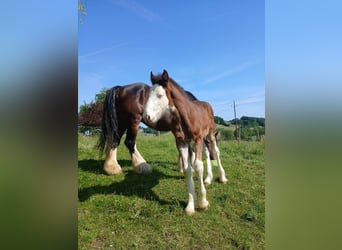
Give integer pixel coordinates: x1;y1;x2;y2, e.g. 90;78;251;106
78;132;265;249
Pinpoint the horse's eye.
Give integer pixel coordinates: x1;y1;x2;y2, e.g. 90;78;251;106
157;93;163;98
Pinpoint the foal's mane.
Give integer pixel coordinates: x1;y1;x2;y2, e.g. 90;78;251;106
168;78;191;99
154;72;197;101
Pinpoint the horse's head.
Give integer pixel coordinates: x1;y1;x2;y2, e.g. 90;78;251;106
143;70;176;126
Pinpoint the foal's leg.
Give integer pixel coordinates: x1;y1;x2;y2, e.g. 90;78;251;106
178;154;184;173
203;144;213;185
212;139;228;183
178;144;195;215
194;141;209;210
176;141;185;173
125;121;152;174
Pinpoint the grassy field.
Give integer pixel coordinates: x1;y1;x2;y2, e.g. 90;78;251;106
78;132;265;249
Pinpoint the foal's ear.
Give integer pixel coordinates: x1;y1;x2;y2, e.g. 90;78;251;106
150;71;155;83
162;69;169;82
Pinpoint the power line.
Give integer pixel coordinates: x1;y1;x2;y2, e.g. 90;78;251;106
233;100;240;143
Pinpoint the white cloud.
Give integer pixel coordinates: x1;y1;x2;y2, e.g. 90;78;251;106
205;61;255;84
111;0;161;22
78;42;130;60
237;90;265;106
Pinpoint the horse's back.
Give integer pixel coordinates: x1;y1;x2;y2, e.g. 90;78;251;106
117;82;149;98
116;83;150;114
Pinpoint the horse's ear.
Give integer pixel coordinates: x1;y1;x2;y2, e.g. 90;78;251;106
162;69;169;82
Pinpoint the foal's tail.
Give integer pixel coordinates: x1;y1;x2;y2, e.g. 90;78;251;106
98;86;121;156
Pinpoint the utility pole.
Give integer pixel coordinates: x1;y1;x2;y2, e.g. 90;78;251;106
233;100;240;143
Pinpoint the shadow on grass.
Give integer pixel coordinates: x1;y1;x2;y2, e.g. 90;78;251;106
78;158;132;175
78;159;186;208
78;159;179;175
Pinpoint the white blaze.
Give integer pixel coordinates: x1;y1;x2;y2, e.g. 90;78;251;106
143;85;170;125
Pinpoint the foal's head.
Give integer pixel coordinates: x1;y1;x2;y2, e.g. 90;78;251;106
150;69;176;106
143;70;175;125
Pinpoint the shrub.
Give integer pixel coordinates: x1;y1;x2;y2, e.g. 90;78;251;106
217;128;234;141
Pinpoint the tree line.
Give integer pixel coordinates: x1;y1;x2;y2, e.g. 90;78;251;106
213;115;265;141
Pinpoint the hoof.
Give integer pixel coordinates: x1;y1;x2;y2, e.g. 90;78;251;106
199;200;209;210
185;207;195;215
219;176;228;183
104;166;122;175
204;176;212;185
134;162;152;174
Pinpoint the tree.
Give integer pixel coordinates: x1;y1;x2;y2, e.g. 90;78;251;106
78;99;103;135
214;116;230;126
79;101;91;114
78;0;87;24
216;128;234;141
229;116;265;141
78;102;103;127
78;88;109;127
239;116;265;127
95;88;109;104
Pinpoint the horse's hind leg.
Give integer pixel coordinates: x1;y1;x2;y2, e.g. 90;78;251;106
125;121;152;174
104;147;122;175
104;128;125;175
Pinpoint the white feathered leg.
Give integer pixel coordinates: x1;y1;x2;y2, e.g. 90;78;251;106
104;148;122;175
179;144;195;215
213;141;228;183
203;144;213;185
195;159;209;209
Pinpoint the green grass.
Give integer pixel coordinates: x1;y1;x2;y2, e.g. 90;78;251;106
78;132;265;249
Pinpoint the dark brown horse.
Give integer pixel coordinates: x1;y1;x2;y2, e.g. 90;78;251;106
98;82;198;175
143;70;228;215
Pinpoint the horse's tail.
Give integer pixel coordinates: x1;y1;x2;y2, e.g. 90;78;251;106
98;86;121;156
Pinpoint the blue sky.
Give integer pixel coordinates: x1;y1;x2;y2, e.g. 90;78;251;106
79;0;264;120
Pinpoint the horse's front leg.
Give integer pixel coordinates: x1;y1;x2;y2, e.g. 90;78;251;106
125;120;152;174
